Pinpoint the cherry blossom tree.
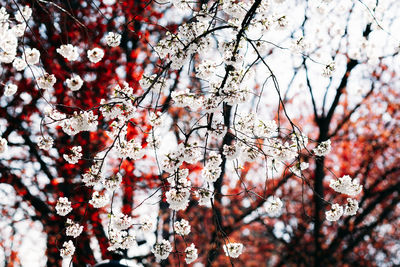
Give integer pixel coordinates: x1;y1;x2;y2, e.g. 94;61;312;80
0;0;399;266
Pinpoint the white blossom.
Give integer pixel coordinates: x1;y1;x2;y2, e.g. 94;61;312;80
82;161;103;187
325;203;343;221
166;188;190;211
253;119;277;138
11;23;26;37
290;162;309;177
63;146;82;164
44;107;66;121
291;36;310;53
65;219;83;238
56;197;73;216
113;212;133;230
146;132;161;149
240;143;261;163
171;89;199;109
37;73;56;90
275;15;288;29
161;151;183;173
0;51;16;63
102;173;122;191
313;139;331;157
236;113;256;134
266;139;297;162
291;131;309;148
196;188;213;206
185;243;198;264
167;168;191;189
329;175;362;196
140;215;155;232
202;95;221;113
0;7;9;23
56;44;79;61
66;74;84;91
207;151;222;168
24;48;40;65
89;191;109;208
222;0;248;20
105;32;121;47
201;165;221;183
223;242;244;258
181;142;202;164
38;136;54;150
115;138;145;160
152;239;172;261
174;219;190;236
87;47;104;63
0;30;17;54
12;57;27;71
108;228;136;251
60;240;75;258
148;111;163;127
264;196;283;217
344;198;359;216
196;59;217;80
4;83;17;96
15;6;32;23
223;144;239;160
60;110;98;135
112;81;134;99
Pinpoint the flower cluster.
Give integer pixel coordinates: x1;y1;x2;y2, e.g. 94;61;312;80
151;239;172;261
65;219;83;238
38;136;54;150
174;219;191;236
0;6;30;64
60;110;98;136
325;203;344;222
87;47;104;63
63;146;83;164
223;242;244;258
185;243;198;264
344;198;359;216
82;161;103;187
329;175;363;196
56;44;79;61
290;162;309;177
165;187;190;211
107;228;136;251
313;139;332;156
60;240;75;258
196;188;213;206
264;196;283;217
66;75;84;91
140;216;155;232
112;213;133;230
55;197;73;216
201;151;222;183
37;73;56;90
115;138;145;160
154;19;212;70
103;173;122;191
89;191;109;208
